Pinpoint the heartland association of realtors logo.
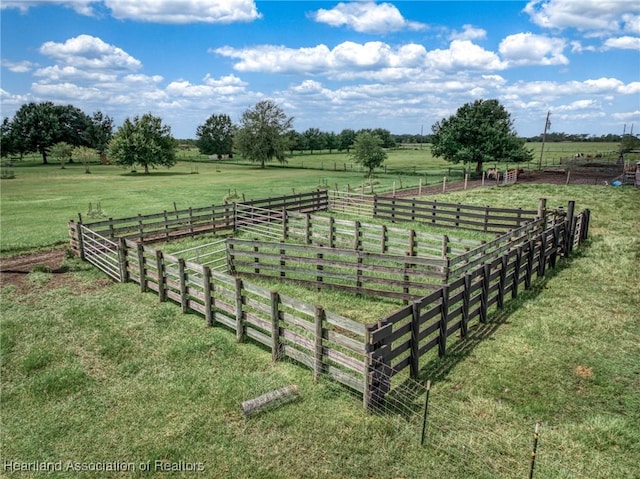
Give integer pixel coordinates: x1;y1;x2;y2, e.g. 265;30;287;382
3;460;205;473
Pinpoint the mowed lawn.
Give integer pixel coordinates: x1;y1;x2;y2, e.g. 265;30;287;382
1;149;639;478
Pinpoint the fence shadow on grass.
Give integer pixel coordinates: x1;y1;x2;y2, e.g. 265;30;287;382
406;255;579;392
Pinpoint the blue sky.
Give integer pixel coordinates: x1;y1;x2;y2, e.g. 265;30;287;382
1;0;639;138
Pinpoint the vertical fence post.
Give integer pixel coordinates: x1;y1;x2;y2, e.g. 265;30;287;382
512;247;522;299
354;220;361;250
178;258;188;313
235;278;244;343
156;250;166;302
537;198;547;226
282;208;288;241
461;273;471;337
438;285;449;357
271;291;281;361
137;243;146;292
118;237;128;283
76;221;86;261
497;255;508;309
203;266;214;327
529;422;541;479
329;216;335;248
565;200;576;256
381;224;388;253
314;306;324;381
480;264;490;323
363;327;372;410
305;213;311;245
410;301;420;379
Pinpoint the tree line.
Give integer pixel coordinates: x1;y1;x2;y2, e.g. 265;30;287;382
5;98;632;176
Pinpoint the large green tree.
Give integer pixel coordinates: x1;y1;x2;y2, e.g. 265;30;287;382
108;113;177;174
6;102;102;164
303;127;325;154
349;131;387;177
196;113;234;156
234;100;293;168
431;99;533;175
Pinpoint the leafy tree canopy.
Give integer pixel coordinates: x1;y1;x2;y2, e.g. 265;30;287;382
234;100;293;168
3;102;112;163
196;113;234;156
108;113;177;174
349;131;387;177
48;141;73;169
431;99;533;175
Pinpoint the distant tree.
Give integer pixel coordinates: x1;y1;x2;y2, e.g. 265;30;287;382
72;146;96;173
108;113;177;174
234;100;293;168
286;131;303;155
49;141;73;169
324;132;339;153
620;134;640;154
338;129;356;152
87;111;114;154
371;128;396;148
431;99;533;175
303;128;325;154
350;131;387;177
7;102;94;164
196;113;234;156
0;117;28;159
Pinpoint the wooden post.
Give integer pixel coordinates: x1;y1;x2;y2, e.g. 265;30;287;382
442;176;446;193
409;230;416;257
464;173;468;190
305;213;311;245
438;286;449;357
137;243;147;292
235;277;244;342
537;198;547;226
329;216;335;248
480;263;490;324
418;178;422;196
203;266;214;327
76;221;86;261
512;247;522;299
565;200;576;256
316;252;323;291
381;224;388;253
497;255;508;309
484;206;489;232
137;214;144;243
354;220;361;250
156;250;166;302
524;239;535;290
178;258;188;313
163;211;169;240
410;301;420;379
482;171;485;186
441;235;449;258
461;273;471;337
282;208;288;240
313;306;324;381
538;232;547;278
118;237;128;283
271;291;280;361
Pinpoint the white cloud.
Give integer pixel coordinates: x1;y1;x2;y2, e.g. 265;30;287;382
524;0;640;34
39;35;142;71
555;99;600;111
449;24;487;41
0;1;98;16
311;2;426;34
1;59;37;73
33;65;116;82
214;39;505;81
603;36;640;50
499;33;568;66
104;0;260;24
427;40;506;71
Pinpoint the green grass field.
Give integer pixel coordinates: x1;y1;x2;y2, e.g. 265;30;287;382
1;144;639;478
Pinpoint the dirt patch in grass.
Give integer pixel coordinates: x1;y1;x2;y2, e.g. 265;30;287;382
0;248;111;295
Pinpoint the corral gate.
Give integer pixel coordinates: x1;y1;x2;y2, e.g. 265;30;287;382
80;225;121;281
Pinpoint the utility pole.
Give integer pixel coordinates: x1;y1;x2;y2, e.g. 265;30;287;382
537;111;551;171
